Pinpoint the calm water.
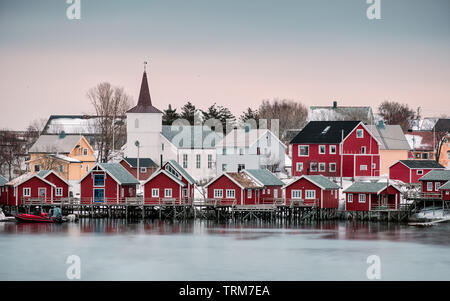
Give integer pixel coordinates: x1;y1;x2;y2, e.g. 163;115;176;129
0;219;450;281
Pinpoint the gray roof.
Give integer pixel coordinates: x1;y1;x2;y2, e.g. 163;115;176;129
419;170;450;181
344;182;395;194
0;175;8;187
367;124;410;150
166;160;196;184
29;134;82;153
439;181;450;190
245;169;284;186
99;163;140;185
309;105;373;122
37;170;52;178
123;158;158;168
161;125;221;149
398;160;444;169
298;175;340;190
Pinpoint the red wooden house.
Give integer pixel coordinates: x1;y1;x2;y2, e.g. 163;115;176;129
119;157;158;181
0;175;8;205
205;171;263;205
418;170;450;199
37;170;70;200
4;173;56;206
243;169;284;204
80;163;139;204
282;175;340;208
389;160;444;184
142;160;195;204
290;121;381;178
344;182;401;211
439;181;450;201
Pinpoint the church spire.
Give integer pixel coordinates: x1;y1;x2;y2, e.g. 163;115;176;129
127;62;162;114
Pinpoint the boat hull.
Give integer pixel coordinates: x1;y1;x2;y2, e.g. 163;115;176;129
15;214;63;223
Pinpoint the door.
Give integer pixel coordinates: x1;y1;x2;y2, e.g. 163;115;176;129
94;188;105;203
38;188;46;200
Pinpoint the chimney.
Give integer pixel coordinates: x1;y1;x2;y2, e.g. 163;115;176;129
333;101;337;109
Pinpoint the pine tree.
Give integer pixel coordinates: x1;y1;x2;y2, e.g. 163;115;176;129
239;107;259;124
180;101;197;125
162;104;180;125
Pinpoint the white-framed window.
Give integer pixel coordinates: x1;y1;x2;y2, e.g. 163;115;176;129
446;191;450;195
329;163;336;172
152;188;159;197
358;194;366;203
360;165;367;171
310;162;317;172
86;165;89;172
183;188;188;198
361;146;366;154
83;148;88;156
56;187;63;196
183;154;188;169
348;194;353;203
274;189;278;198
59;165;64;173
196;154;201;169
247;189;252;198
267;188;270;194
121;188;124;198
226;189;235;199
23;188;31;197
356;129;364;138
298;145;309;156
164;188;172;198
214;189;223;198
435;182;441;191
134;118;139;128
417;170;423;175
222;164;227;171
140;167;147;173
427;182;433;191
296;162;303;172
319;145;326;154
329;145;336;154
305;190;316;199
208;154;213;169
319;163;326;172
291;190;302;199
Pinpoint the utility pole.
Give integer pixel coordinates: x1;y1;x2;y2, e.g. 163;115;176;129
135;140;140;183
340;129;344;188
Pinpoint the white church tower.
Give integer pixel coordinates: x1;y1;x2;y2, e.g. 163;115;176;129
125;67;163;162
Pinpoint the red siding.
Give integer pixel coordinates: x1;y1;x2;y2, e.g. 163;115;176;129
7;177;55;206
442;189;450;201
284;177;339;208
207;174;243;205
43;173;69;199
120;160;157;181
389;162;441;183
80;171;136;203
346;186;400;211
421;180;447;198
0;186;8;205
143;172;182;203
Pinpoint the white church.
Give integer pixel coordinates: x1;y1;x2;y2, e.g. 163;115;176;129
125;70;220;183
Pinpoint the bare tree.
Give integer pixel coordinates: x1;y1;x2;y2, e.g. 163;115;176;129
258;99;308;137
87;83;132;163
0;130;28;180
378;101;415;131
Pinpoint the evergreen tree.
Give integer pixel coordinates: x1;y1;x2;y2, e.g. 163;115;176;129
162;104;180;125
180;101;197;125
201;103;235;132
239;107;260;124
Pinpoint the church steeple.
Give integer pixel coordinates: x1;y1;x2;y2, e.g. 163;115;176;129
127;64;162;114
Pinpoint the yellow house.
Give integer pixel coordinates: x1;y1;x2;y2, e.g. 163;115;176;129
367;123;411;176
27;134;96;181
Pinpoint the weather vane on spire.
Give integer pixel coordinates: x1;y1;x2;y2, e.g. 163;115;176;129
144;61;148;72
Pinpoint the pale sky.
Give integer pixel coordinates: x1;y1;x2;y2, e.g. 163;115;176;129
0;0;449;130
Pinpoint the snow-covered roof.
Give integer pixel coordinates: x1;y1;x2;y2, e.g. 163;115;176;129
29;134;83;154
404;131;434;151
366;124;410;150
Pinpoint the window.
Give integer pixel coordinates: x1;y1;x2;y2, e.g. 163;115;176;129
23;188;31;197
86;165;89;172
121;188;124;198
165;164;180;179
226;189;235;199
417;170;423;175
161;143;165;151
356;129;364;138
319;163;326;172
358;194;366;203
140;167;147;173
59;165;64;173
348;194;353;203
310;162;317;172
183;154;188;169
237;164;245;172
83;148;88;156
274;189;278;198
222;164;227;172
446;191;450;195
427;182;433;191
291;190;302;199
329;163;336;173
94;174;105;186
183;188;188;198
421;153;429;159
208;154;213;169
360;165;367;171
247;189;252;198
222;148;227;155
152;188;159;197
329;145;336;154
435;182;441;191
56;188;63;197
299;145;309;156
214;189;223;198
296;163;303;172
239;148;244;155
305;190;316;199
164;188;172;198
34;164;40;172
319;145;326;154
196;154;201;169
361;146;366;154
372;163;376;169
81;164;83;169
135;118;139;128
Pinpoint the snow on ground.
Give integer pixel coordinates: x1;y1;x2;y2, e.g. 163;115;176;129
413;208;450;220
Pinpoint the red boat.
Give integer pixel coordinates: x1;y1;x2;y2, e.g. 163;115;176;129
15;213;63;223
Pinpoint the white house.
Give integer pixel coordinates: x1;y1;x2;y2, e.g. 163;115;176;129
216;128;286;174
125;71;222;182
